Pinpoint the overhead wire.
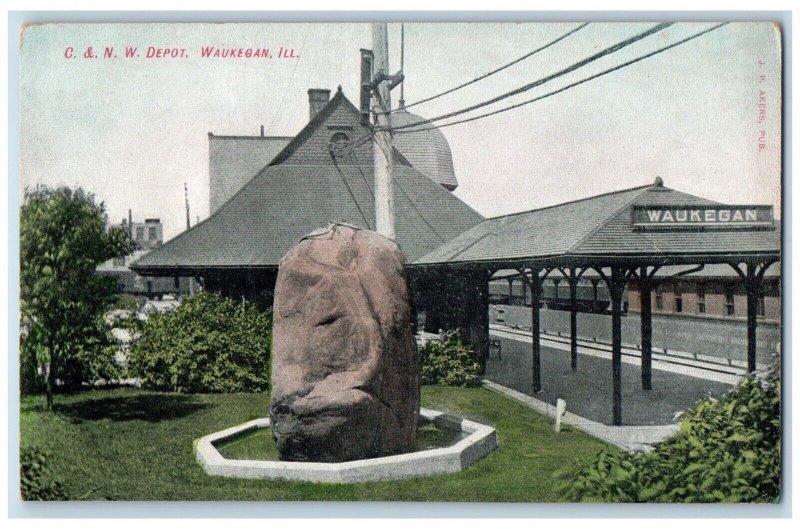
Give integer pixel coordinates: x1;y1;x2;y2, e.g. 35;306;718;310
380;22;673;132
394;22;590;112
390;23;728;134
265;26;311;134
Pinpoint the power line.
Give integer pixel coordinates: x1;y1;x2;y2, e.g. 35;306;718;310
391;23;727;134
382;22;672;132
265;26;310;133
395;22;589;112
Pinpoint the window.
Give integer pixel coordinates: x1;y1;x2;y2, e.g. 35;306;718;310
655;285;664;310
674;284;683;313
328;132;350;154
725;286;735;316
758;290;766;317
136;227;145;240
697;286;706;314
148;226;157;240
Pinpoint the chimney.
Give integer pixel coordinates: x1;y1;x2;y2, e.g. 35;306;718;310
260;125;265;137
360;49;374;125
307;88;331;121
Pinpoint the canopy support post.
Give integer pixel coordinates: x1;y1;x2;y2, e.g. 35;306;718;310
639;265;660;391
610;267;626;426
560;266;586;373
596;265;629;426
519;267;544;393
730;260;775;373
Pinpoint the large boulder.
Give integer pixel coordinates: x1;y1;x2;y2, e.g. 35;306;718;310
270;224;419;462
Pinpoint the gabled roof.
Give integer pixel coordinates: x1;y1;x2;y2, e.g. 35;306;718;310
131;91;483;274
267;87;411;168
413;181;781;267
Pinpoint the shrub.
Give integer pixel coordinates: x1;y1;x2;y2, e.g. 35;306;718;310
111;293;139;311
129;292;272;393
20;446;67;501
418;331;481;387
556;370;781;503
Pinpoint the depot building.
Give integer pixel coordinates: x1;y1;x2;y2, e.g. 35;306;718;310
132;71;781;427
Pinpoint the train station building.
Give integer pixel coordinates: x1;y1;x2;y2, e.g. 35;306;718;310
132;83;781;428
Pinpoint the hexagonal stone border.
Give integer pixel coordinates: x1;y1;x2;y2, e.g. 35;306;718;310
195;408;498;483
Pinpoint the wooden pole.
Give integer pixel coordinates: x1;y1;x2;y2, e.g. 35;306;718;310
746;268;759;373
640;266;653;390
609;267;625;426
569;273;578;372
530;271;542;393
371;23;395;239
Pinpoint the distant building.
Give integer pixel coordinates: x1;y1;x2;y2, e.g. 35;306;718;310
97;250;191;299
100;217;190;299
490;263;781;324
112;217;164;250
626;263;781;323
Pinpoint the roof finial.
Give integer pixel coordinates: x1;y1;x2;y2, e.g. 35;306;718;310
337;85;342;92
654;176;664;187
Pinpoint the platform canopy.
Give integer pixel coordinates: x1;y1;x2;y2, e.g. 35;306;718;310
412;179;779;269
412;178;781;426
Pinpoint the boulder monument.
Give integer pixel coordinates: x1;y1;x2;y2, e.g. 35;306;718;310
270;223;420;462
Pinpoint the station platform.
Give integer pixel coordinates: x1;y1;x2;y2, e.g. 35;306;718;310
485;325;737;427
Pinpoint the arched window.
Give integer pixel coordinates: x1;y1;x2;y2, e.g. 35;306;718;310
328;132;350;154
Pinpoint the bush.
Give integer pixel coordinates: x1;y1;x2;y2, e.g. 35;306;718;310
418;331;481;387
111;293;139;311
556;370;781;503
20;446;67;501
129;292;272;393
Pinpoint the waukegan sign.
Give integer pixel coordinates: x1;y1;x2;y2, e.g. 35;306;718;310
631;205;775;229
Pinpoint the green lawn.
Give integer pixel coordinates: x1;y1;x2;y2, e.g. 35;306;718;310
20;386;617;501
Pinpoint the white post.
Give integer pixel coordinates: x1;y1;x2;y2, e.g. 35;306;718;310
554;398;567;433
371;22;395;239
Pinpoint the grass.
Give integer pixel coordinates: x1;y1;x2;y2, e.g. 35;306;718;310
20;386;618;501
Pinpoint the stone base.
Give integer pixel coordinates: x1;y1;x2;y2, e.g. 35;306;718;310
195;408;497;483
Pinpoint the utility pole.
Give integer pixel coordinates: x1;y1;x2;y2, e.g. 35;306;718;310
184;182;191;230
184;182;195;295
371;23;402;240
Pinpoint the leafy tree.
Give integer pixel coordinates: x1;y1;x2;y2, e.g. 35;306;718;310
20;186;131;408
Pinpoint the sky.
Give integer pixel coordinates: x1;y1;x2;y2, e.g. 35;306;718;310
19;21;782;240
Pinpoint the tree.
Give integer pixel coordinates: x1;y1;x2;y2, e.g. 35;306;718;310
20;186;131;409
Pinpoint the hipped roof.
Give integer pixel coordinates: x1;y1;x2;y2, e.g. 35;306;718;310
413;182;781;268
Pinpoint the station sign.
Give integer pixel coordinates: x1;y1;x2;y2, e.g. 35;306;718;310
632;205;774;229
